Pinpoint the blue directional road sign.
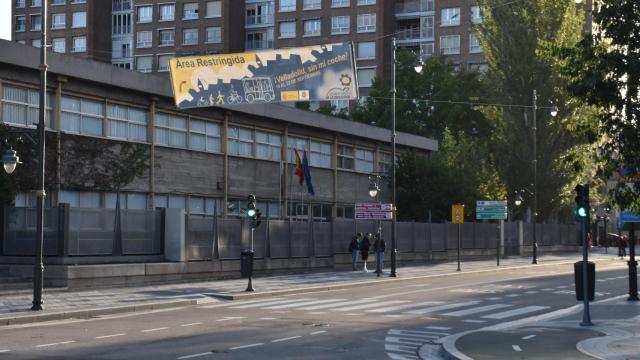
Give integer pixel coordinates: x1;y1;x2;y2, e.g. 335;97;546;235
620;211;640;223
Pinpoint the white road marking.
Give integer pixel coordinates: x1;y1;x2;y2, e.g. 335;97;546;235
486;297;502;301
308;312;327;315
420;317;439;320
259;317;277;320
367;301;444;313
310;330;326;335
387;353;419;360
230;343;264;350
505;294;521;298
180;322;203;327
542;288;554;291
271;311;290;314
216;317;245;322
199;297;284;309
385;344;421;354
424;326;451;331
271;336;301;343
298;299;375;310
367;288;434;299
384;314;406;318
177;352;212;359
524;291;539;294
230;298;314;309
95;333;126;339
522;335;536;340
482;306;549;320
443;304;512;317
462;319;487;323
389;329;449;337
345;313;362;316
0;350;10;353
338;300;409;312
35;340;76;348
404;301;481;315
513;345;522;352
385;336;426;346
141;327;169;332
556;285;569;288
263;298;346;310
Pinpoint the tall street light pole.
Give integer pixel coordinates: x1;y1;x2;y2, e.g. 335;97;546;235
532;89;538;265
32;0;48;311
390;37;397;277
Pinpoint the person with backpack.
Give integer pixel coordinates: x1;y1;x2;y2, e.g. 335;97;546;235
348;233;362;271
373;232;386;277
361;233;372;272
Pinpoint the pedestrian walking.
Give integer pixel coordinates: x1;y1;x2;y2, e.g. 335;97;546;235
349;233;362;271
587;232;593;250
373;233;386;277
620;235;628;258
361;233;372;272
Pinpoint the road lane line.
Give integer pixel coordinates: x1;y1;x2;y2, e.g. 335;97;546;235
310;331;326;335
180;322;203;327
199;297;284;309
443;304;512;317
271;336;302;343
513;345;522;352
230;343;264;350
308;312;327;315
230;298;314;309
216;316;246;322
259;317;277;320
141;327;169;333
367;301;444;313
338;300;409;312
35;340;76;348
0;350;10;353
263;298;346;310
462;319;487;323
522;335;536;340
95;333;126;339
425;326;451;331
177;351;212;359
389;329;449;337
404;301;480;315
298;299;375;310
482;306;549;319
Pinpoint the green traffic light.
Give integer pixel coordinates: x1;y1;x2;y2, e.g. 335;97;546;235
577;207;588;217
247;209;256;217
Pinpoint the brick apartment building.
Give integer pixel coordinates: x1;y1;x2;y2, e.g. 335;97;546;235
12;0;488;108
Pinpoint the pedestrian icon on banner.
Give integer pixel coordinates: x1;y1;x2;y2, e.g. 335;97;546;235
452;204;464;224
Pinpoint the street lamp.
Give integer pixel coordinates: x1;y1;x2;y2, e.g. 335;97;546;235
1;147;21;174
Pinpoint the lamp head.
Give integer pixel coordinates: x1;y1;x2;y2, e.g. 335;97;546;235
2;148;21;174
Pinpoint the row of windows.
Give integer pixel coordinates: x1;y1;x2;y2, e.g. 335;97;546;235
1;85;391;172
441;6;482;27
137;27;222;49
278;13;375;38
440;33;482;55
15;191;357;220
135;1;222;23
278;0;375;12
15;12;86;32
16;0;85;7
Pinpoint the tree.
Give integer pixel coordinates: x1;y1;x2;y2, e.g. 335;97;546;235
476;0;597;221
558;1;640;212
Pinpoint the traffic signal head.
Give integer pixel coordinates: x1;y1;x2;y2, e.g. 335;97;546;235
246;194;256;217
253;209;262;228
574;184;589;218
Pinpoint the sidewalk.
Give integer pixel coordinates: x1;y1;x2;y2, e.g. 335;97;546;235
0;249;623;326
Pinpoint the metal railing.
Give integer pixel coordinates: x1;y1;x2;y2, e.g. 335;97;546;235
395;0;434;14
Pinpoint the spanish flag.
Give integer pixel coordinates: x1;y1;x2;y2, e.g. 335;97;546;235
294;149;304;185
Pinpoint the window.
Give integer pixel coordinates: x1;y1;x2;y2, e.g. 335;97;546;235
112;13;132;35
112;0;132;11
72;36;86;52
59;191;101;208
303;19;320;36
336;205;354;219
357;13;375;33
357;41;375;59
52;38;65;53
137;31;152;48
155;112;187;147
246;30;273;50
31;0;41;6
205;27;221;43
137;6;152;22
159;29;175;46
357;0;375;4
288;136;308;162
189;119;221;152
189;197;222;216
331;16;349;35
469;33;481;53
303;0;321;10
17;0;25;8
2;85;52;128
357;67;375;87
31;39;41;48
71;0;86;3
227;127;253;157
15;16;26;32
183;3;198;20
471;6;482;24
72;12;86;28
206;1;221;17
312;204;332;222
246;2;274;26
61;96;104;136
280;0;295;12
337;145;354;170
30;14;41;31
440;35;460;55
288;201;309;221
51;0;65;4
154;194;186;209
136;55;153;73
378;152;392;173
332;0;349;8
421;42;434;58
355;148;373;173
107;104;148;141
255;130;282;161
106;192;148;210
158;54;173;72
183;28;198;45
331;99;349;113
159;3;175;21
51;13;65;29
441;7;460;26
310;140;331;168
279;21;295;38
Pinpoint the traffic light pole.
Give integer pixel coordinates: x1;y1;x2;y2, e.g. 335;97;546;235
532;89;538;265
580;214;592;326
390;37;397;278
246;222;255;292
628;223;638;301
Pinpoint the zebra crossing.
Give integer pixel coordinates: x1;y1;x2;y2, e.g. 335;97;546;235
199;295;553;322
385;328;451;360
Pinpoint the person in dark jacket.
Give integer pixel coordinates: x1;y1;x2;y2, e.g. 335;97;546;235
373;233;386;277
349;233;362;270
361;233;372;272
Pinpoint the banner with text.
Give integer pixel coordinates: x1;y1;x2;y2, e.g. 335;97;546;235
169;43;358;109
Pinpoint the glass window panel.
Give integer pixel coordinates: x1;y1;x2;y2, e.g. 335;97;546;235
168;195;186;209
153;194;168;209
79;192;101;208
58;190;80;207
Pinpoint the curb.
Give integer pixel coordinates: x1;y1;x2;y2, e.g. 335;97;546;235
0;298;210;327
206;256;619;300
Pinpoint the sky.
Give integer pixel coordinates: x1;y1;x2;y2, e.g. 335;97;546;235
1;0;10;40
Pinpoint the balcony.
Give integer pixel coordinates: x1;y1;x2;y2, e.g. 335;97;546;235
395;0;434;17
396;28;433;43
246;14;274;27
245;39;273;50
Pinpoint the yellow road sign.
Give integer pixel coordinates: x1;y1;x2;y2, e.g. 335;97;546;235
452;204;464;224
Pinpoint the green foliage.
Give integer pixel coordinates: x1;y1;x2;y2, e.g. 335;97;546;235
557;0;640;212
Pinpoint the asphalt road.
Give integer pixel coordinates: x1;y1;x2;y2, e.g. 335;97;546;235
0;260;631;360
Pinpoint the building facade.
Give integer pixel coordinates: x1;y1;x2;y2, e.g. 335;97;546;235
0;40;437;221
